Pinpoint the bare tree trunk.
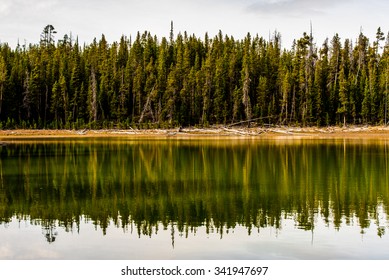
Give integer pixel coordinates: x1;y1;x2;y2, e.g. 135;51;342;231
91;67;97;122
0;57;5;117
73;90;77;123
242;67;251;123
23;71;31;119
0;83;3;116
119;70;126;118
385;68;389;126
290;86;296;123
139;84;155;123
45;84;48;126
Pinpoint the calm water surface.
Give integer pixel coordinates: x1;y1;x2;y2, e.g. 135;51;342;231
1;137;389;259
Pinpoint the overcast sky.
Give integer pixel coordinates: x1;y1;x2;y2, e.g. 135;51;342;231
0;0;388;49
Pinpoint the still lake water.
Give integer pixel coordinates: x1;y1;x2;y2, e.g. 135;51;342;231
1;137;389;259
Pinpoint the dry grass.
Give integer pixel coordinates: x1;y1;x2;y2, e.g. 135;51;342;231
2;125;389;140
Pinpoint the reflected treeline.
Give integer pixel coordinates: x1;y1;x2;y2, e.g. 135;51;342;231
1;139;389;239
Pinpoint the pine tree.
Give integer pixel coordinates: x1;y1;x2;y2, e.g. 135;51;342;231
214;35;229;124
59;74;68;124
0;54;7;117
384;33;389;125
40;25;57;47
201;52;213;125
51;80;61;127
328;34;342;124
361;76;371;123
241;34;252;123
337;67;348;126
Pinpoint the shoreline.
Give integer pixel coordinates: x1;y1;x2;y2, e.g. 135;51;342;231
2;125;389;139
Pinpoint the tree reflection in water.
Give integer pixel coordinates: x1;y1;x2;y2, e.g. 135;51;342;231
42;220;58;243
0;138;389;242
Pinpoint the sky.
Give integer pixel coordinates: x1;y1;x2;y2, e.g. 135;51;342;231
0;0;388;49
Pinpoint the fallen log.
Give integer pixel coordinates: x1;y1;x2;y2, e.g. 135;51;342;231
227;116;275;128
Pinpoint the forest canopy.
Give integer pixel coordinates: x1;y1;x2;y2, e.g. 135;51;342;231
0;25;388;129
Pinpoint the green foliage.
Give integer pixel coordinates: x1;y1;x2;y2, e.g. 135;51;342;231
0;26;388;127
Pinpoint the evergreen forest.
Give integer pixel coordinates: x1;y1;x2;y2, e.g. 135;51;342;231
0;24;388;129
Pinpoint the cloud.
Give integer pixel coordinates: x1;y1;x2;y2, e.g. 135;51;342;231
246;0;352;17
0;0;12;16
0;0;59;19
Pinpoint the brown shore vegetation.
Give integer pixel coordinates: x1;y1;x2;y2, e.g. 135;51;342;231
2;125;389;139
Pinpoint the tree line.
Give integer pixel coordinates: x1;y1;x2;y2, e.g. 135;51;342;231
0;24;388;129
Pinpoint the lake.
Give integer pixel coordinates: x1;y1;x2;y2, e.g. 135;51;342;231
1;137;389;259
